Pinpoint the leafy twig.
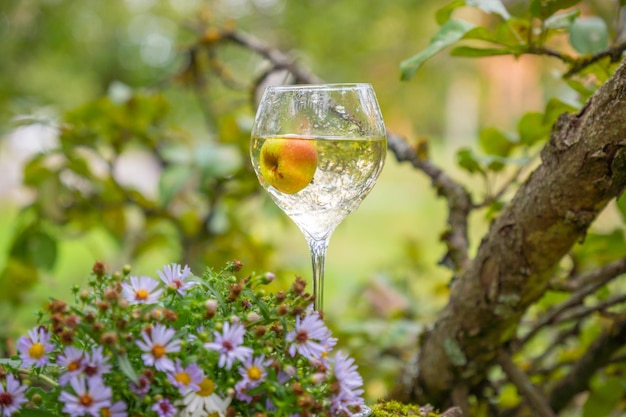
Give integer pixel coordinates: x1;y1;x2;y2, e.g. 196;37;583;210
517;258;626;347
548;314;626;412
564;40;626;78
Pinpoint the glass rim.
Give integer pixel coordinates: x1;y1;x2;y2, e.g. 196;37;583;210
264;82;373;92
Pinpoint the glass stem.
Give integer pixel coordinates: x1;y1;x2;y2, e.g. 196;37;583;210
307;236;330;312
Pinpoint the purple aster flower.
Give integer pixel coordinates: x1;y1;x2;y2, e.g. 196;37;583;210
57;346;86;386
235;355;271;402
0;374;28;417
121;275;163;304
59;377;112;417
204;322;253;370
17;326;54;368
152;398;176;417
167;360;204;395
286;308;337;361
158;263;196;295
83;346;112;380
329;351;365;416
136;324;181;372
130;375;151;396
101;400;128;417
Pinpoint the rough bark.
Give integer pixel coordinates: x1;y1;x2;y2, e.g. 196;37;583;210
410;60;626;405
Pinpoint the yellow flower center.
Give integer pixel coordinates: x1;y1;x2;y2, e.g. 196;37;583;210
151;344;166;358
29;343;45;359
175;372;191;386
197;378;215;397
101;407;111;417
79;393;93;407
135;289;149;300
68;359;81;372
247;366;262;381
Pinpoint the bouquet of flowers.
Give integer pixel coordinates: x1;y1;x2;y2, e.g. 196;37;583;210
0;260;368;417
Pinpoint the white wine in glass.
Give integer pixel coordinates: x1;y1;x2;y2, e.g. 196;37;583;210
250;83;386;311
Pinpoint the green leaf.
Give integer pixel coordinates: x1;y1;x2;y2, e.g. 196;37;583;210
467;0;511;20
544;8;580;29
11;230;58;271
544;98;578;126
159;166;194;208
582;376;624;417
457;148;485;174
460;19;530;51
569;16;609;54
102;207;127;240
450;46;512;57
116;354;139;384
16;409;57;417
436;0;466;25
565;78;596;101
517;112;550;146
23;155;53;187
479;127;515;157
194;143;242;179
530;0;581;20
401;19;476;80
0;260;39;304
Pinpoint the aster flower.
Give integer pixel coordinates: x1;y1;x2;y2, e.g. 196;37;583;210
130;375;151;396
83;346;112;380
101;400;128;417
235;355;271;402
158;263;196;295
167;360;204;395
17;326;54;368
121;275;163;305
204;322;253;370
177;377;231;417
0;374;28;417
329;351;365;416
152;398;177;417
136;324;181;372
286;308;337;362
59;377;112;417
57;346;86;386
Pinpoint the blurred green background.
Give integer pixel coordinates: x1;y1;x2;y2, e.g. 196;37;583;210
1;0;597;401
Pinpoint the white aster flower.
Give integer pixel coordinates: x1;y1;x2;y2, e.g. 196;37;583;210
177;377;231;417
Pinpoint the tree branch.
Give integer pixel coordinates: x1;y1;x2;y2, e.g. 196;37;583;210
386;133;472;272
410;59;626;406
497;351;556;417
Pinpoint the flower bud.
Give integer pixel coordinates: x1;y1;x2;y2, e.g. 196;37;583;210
79;289;90;301
97;301;110;312
246;312;260;323
64;315;80;329
92;261;107;277
254;326;266;338
205;300;218;317
262;272;275;284
100;332;118;346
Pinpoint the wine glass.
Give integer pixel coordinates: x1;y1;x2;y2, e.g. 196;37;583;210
250;83;386;311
